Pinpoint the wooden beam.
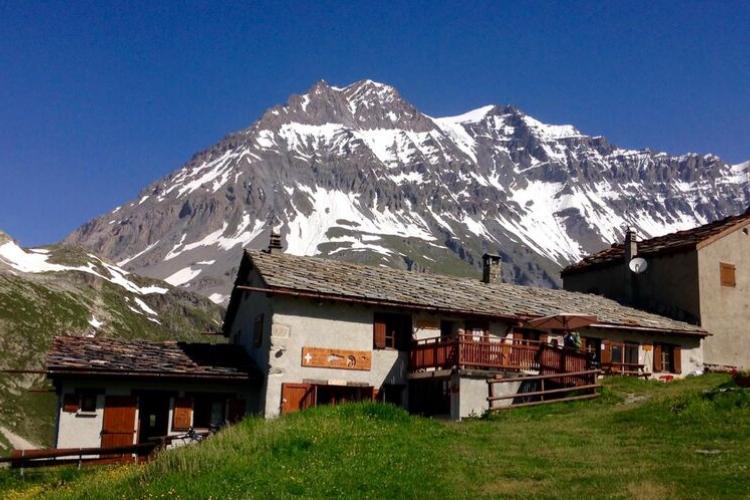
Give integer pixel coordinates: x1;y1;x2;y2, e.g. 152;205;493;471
490;393;599;410
487;383;601;401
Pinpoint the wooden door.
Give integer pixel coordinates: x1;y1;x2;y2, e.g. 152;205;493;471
280;383;315;415
101;395;137;448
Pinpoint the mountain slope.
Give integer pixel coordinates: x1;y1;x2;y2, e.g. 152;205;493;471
65;80;750;304
0;230;224;448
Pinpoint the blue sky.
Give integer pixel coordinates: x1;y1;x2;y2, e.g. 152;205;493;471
1;0;748;246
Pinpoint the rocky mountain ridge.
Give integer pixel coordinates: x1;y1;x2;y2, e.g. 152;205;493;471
65;80;750;304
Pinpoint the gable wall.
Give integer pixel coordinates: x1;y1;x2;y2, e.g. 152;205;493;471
563;250;701;324
698;226;750;367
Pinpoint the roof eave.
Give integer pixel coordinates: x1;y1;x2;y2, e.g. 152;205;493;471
46;368;259;382
590;322;709;337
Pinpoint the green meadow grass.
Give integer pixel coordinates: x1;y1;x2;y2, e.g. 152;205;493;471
2;374;749;499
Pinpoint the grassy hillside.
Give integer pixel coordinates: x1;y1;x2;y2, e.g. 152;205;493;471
0;236;225;448
2;374;749;498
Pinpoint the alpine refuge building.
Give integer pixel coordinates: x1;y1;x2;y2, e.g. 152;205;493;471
45;243;708;450
561;209;750;369
221;247;706;419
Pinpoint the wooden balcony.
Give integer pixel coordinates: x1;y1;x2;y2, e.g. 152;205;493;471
409;335;592;374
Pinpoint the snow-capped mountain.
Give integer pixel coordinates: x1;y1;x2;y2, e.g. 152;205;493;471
65;80;750;304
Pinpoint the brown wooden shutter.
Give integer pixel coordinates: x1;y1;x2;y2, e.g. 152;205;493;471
720;263;736;287
601;341;612;364
62;393;79;413
101;396;138;448
172;397;193;431
673;346;682;374
227;399;246;424
653;344;663;372
373;315;386;349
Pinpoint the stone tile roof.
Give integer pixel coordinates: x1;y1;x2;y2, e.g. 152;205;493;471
562;209;750;275
47;336;260;380
237;250;706;336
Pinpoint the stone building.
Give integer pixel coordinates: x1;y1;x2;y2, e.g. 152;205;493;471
562;208;750;369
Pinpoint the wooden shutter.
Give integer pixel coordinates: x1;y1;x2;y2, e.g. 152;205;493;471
101;396;138;448
227;399;246;424
62;393;79;413
720;263;736;287
653;344;663;372
601;341;612;365
172;397;193;431
673;346;682;374
373;315;386;349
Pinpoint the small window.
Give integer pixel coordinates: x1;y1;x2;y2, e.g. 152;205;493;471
79;392;98;413
465;320;489;341
253;314;264;347
611;343;623;364
654;344;682;374
440;320;454;338
720;262;736;287
67;389;102;414
373;313;412;350
624;343;639;366
192;394;225;429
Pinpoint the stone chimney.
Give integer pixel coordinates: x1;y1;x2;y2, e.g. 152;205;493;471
267;231;283;254
624;227;638;262
482;253;502;284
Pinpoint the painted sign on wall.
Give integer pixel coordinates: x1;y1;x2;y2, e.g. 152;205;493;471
301;347;372;371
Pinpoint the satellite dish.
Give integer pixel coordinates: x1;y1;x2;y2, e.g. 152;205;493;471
629;257;648;274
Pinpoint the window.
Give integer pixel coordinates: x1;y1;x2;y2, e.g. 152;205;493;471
720;262;736;287
602;341;640;373
192;394;226;429
624;342;639;366
373;313;412;350
465;320;489;341
611;343;623;364
440;320;454;338
253;314;264;347
653;344;682;374
79;391;98;413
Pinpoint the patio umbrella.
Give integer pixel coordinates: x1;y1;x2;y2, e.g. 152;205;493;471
524;313;598;331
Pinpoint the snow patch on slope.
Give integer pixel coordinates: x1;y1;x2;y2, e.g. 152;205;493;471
285;185;435;255
0;241;168;295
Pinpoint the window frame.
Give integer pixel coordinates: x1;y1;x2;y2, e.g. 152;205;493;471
373;313;412;351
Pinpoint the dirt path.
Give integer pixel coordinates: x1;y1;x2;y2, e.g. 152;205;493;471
0;426;39;450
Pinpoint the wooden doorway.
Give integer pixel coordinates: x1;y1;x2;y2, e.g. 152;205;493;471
101;395;137;448
280;383;315;415
137;392;171;445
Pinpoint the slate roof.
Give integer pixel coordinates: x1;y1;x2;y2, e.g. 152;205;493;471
226;250;707;336
562;209;750;275
47;336;260;380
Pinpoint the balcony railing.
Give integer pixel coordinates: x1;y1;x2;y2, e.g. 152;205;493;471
410;334;592;374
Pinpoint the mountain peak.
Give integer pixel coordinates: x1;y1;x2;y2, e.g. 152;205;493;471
65;80;750;303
